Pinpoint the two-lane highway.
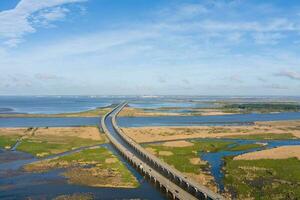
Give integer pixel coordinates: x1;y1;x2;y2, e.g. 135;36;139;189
101;103;224;200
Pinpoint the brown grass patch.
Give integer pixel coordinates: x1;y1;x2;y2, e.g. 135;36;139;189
122;120;300;143
105;158;118;164
118;107;181;117
0;128;29;136
63;167;136;188
162;140;194;147
53;193;94;200
189;157;207;165
184;172;218;193
234;145;300;160
34;127;102;140
158;151;173;156
145;147;157;155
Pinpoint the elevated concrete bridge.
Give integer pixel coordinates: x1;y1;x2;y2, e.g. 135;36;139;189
101;103;224;200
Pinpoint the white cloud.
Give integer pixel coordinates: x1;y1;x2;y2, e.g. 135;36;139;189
196;18;298;33
32;7;70;26
157;3;208;23
12;29;157;63
177;3;208;18
152;3;300;47
3;38;24;48
1;73;33;88
0;0;86;47
253;32;284;45
275;70;300;80
1;1;300;95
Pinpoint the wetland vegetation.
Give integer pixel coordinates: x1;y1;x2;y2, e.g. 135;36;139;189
226;143;264;151
0;127;106;157
143;138;300;198
223;103;300;113
224;157;300;199
118;102;300;117
53;193;94;200
0;134;20;149
143;139;263;192
24;147;139;188
0;128;32;149
17;135;103;157
145;140;233;172
225;133;297;140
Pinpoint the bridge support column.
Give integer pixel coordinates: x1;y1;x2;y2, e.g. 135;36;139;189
172;193;176;200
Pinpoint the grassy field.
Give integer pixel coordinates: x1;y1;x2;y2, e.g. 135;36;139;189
144;139;234;192
0;135;20;149
118;102;300;117
224;157;300;199
118;106;233;117
15;127;106;157
0;128;31;149
223;103;300;113
17;136;103;157
145;140;233;173
25;147;139;188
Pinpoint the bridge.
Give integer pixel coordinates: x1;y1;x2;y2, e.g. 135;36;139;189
101;102;224;200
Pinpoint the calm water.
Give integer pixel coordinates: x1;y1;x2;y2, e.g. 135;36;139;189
1;95;300;115
0;117;100;127
0;96;219;115
117;112;300;127
1;112;300;127
0;144;166;200
2;96;300;199
200;139;300;192
0;96;119;114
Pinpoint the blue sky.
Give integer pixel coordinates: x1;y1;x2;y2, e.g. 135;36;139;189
0;0;300;95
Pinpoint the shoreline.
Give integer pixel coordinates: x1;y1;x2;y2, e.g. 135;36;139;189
2;104;300;118
0;105;114;118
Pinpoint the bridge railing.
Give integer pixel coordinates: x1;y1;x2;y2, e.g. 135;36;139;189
101;103;198;200
111;102;224;200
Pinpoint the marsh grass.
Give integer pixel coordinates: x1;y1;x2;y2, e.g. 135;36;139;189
145;140;233;173
25;147;139;188
224;157;300;199
53;193;94;200
17;135;104;157
225;133;297;140
223;103;300;113
0;135;20;149
226;143;264;151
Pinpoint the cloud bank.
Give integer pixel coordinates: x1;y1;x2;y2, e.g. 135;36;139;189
0;0;85;47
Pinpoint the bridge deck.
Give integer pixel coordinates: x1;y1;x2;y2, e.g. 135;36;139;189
101;103;224;200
